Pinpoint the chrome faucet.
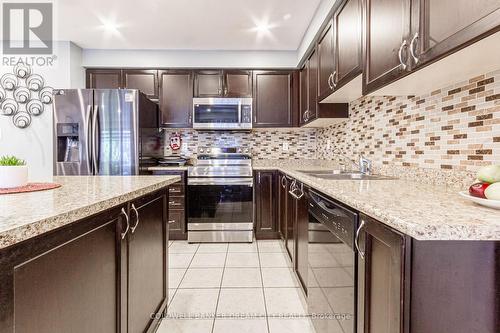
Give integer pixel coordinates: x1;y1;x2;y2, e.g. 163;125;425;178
332;148;358;172
358;155;372;175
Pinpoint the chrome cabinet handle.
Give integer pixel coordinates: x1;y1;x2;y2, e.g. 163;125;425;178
281;176;287;189
224;87;228;96
409;32;419;65
398;40;408;70
355;219;366;259
120;208;130;240
130;204;140;234
332;71;337;88
327;73;334;90
288;181;304;200
168;220;176;224
169;201;182;206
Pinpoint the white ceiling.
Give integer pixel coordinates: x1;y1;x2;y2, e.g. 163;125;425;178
56;0;322;50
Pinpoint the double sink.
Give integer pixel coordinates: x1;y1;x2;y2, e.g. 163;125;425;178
298;170;396;180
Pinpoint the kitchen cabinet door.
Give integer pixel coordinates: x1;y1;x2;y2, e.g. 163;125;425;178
285;177;296;262
363;0;412;94
299;65;308;126
334;0;362;88
86;69;122;89
159;70;193;128
123;69;159;100
410;0;500;68
254;171;279;239
277;173;288;240
0;207;126;333
317;20;335;100
194;70;223;97
224;70;252;97
294;184;309;293
300;49;319;125
127;192;168;333
357;214;409;333
253;70;298;127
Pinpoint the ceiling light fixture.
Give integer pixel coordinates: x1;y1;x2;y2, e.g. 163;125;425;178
283;14;292;20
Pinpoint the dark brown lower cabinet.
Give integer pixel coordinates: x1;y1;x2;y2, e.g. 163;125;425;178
0;188;170;333
254;170;279;239
357;213;500;333
293;182;309;293
285;176;296;262
277;172;288;240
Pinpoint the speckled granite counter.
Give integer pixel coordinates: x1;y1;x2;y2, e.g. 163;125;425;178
0;175;180;250
253;159;500;241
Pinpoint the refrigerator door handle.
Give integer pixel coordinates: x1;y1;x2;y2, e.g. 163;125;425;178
92;105;100;175
85;104;93;174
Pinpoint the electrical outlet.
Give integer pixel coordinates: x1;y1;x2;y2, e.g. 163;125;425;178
326;140;331;150
282;142;289;151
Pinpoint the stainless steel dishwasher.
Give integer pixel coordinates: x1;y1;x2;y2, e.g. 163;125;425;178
307;190;358;333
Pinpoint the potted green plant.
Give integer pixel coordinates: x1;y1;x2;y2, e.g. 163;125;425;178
0;155;28;188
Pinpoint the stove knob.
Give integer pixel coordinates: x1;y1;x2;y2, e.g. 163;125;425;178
244;148;250;154
199;148;204;154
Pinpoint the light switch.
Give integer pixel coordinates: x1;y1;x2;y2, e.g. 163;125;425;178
326;140;331;150
282;142;289;151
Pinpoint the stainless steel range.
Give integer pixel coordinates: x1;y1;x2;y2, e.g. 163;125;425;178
187;147;253;243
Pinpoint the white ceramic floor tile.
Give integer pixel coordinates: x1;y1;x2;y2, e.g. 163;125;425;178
257;240;284;253
169;241;200;254
169;268;187;289
197;243;229;253
222;268;262;288
156;319;214;333
310;317;345;333
169;253;195;268
213;319;268;333
323;287;355;315
228;242;258;253
264;288;308;316
261;268;299;288
190;252;227;268
216;288;266;316
168;289;219;318
268;318;316;333
259;252;292;268
312;267;353;287
225;252;260;267
308;251;339;268
168;289;177;305
179;268;224;289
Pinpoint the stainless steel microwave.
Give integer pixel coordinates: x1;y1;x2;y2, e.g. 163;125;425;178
192;97;252;130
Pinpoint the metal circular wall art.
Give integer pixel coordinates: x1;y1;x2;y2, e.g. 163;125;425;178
0;64;53;128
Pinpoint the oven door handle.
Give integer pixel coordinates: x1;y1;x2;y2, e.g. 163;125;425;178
188;178;253;186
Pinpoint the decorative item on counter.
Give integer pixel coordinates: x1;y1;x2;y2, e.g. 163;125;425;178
0;63;53;128
0;182;61;195
0;155;28;189
169;132;182;151
460;165;500;209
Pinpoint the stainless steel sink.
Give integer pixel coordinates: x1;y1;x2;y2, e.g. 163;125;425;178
298;170;396;180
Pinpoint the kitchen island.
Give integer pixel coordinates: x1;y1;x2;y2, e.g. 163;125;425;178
0;175;180;333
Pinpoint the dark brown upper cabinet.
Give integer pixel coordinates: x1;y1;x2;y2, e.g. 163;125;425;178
159;70;193;128
194;70;223;97
410;0;500;69
253;70;298;128
86;69;123;89
363;0;412;94
254;170;279;239
194;70;252;97
334;0;362;89
122;69;159;100
224;70;253;97
300;49;318;126
317;20;336;101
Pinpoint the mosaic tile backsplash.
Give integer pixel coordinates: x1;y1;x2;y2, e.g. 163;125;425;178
318;69;500;176
160;128;318;159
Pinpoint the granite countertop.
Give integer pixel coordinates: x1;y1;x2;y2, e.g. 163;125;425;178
0;175;180;250
253;159;500;241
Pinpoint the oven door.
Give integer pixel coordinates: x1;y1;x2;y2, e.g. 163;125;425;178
192;98;241;130
187;178;253;231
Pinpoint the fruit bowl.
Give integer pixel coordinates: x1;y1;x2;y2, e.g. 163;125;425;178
459;191;500;209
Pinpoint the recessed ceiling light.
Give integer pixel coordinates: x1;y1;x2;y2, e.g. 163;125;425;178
255;22;272;33
96;16;123;36
283;14;292;20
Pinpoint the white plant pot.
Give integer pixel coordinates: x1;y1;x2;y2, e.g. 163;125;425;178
0;165;28;188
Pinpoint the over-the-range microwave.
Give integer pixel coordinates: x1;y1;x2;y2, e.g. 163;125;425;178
192;97;252;130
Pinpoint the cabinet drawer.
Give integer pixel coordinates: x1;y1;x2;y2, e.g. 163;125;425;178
168;196;184;209
169;183;185;195
168;210;185;232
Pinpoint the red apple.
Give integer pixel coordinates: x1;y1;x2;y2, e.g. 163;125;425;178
469;183;490;199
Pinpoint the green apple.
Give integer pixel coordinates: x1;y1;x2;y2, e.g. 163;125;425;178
485;182;500;200
477;165;500;184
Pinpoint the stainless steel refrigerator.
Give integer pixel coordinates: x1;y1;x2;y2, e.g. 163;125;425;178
53;89;158;176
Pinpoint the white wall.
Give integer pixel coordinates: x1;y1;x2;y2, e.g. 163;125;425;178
82;49;298;68
0;42;84;181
